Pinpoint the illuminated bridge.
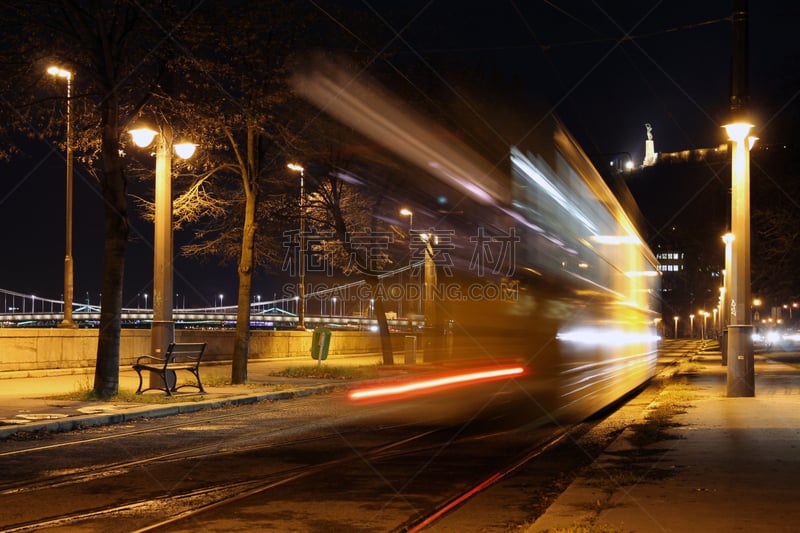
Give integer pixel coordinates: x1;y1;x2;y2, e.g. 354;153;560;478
0;288;385;329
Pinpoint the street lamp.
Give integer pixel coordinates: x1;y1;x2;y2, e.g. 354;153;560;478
690;314;695;338
400;208;414;316
713;308;718;337
673;316;679;339
724;120;756;397
129;125;196;365
701;311;709;339
288;163;306;330
47;66;77;329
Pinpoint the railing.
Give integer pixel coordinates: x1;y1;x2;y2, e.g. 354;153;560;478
0;286;401;328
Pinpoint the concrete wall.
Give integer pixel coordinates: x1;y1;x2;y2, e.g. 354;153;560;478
0;328;397;372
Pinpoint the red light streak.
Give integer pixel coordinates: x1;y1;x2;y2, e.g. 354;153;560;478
348;365;526;402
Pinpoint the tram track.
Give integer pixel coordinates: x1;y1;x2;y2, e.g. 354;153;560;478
0;408;424;497
0;352;688;531
1;424;456;532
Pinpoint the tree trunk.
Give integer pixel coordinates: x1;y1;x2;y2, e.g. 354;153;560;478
232;190;257;383
372;281;394;365
231;124;258;384
93;101;127;398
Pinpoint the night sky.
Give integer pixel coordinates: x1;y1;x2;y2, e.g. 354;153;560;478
0;1;796;308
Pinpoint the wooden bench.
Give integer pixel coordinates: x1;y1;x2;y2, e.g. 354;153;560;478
132;342;207;396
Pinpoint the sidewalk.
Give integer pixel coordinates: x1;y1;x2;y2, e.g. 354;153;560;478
0;353;402;440
529;342;800;532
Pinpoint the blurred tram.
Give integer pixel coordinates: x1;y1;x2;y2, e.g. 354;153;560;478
293;62;661;423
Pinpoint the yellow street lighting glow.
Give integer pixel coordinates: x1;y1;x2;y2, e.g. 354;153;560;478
47;66;71;79
722;233;734;244
129;127;158;148
287;163;304;172
592;235;641;245
723;122;753;143
173;142;197;159
624;270;658;277
400;208;413;216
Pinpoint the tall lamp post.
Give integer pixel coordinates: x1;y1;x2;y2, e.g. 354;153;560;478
288;163;306;330
725;121;756;397
47;66;77;329
400;208;414;317
725;0;755;397
130;126;196;374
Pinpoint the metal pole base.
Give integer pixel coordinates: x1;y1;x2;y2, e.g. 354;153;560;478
726;324;755;397
150;320;175;389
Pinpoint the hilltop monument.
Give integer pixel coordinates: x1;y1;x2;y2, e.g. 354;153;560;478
643;123;658;167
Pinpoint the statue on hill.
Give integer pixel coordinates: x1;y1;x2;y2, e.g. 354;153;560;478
643;123;657;166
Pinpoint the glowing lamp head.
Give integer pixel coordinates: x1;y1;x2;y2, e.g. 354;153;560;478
723;122;754;143
287;163;304;173
400;208;412;217
173;142;197;159
722;233;734;245
129;127;158;148
47;66;71;79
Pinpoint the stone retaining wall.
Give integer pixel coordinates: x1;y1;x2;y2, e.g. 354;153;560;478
0;328;398;372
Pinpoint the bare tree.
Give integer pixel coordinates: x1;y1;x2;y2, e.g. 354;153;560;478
158;1;305;383
0;1;186;397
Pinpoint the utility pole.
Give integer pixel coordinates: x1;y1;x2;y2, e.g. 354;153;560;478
725;0;756;397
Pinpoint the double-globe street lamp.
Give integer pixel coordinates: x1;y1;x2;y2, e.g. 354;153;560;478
129;126;196;375
47;66;77;329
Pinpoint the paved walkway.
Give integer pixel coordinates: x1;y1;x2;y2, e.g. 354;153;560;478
0;352;399;440
529;342;800;532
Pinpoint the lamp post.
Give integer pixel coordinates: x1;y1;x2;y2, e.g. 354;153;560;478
725;0;755;396
713;308;718;337
400;208;414;317
673;316;679;339
690;314;695;338
725;121;756;397
701;311;709;339
129;126;196;371
288;163;306;330
47;66;77;329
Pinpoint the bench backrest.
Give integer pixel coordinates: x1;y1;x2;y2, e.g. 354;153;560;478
166;342;207;364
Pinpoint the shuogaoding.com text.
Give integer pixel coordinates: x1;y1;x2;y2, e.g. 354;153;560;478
282;281;519;303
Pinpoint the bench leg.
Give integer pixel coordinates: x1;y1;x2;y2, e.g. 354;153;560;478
192;369;205;393
134;367;145;394
133;366;174;395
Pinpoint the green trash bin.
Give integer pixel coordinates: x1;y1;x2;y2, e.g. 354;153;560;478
311;328;332;363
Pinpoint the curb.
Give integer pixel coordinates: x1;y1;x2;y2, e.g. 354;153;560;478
0;383;343;441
